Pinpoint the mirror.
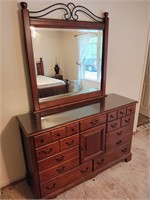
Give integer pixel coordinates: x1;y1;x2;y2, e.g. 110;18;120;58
31;28;103;101
20;2;109;112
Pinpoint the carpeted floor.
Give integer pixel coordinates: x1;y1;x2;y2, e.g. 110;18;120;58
1;124;150;200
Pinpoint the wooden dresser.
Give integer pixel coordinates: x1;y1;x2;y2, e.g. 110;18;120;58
17;94;137;199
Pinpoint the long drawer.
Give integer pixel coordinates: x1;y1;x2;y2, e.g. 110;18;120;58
37;146;79;172
93;142;131;171
40;161;92;197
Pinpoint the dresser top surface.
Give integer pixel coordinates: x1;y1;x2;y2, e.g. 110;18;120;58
16;93;137;136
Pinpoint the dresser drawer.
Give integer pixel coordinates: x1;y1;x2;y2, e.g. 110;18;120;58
66;122;79;136
127;104;136;115
37;146;79;172
117;107;126;118
60;134;79;151
80;114;106;131
107;110;117;122
107;119;121;133
106;134;132;152
39;156;79;182
36;141;60;161
51;127;66;142
40;161;92;197
121;114;134;127
106;124;133;142
93;142;131;171
34;131;52;148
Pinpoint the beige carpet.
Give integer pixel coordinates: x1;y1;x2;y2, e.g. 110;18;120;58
1;125;150;200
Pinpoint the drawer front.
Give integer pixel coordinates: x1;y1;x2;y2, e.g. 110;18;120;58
36;141;60;161
34;131;52;148
107;119;121;133
40;161;92;197
107;110;117;122
80;114;106;131
51;127;66;142
93;142;131;171
106;134;132;152
106;124;133;142
127;105;136;115
117;107;126;118
39;156;79;182
66;122;79;136
121;114;135;127
60;134;79;151
38;146;79;172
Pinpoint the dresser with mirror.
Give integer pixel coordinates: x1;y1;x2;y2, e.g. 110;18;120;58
17;2;137;199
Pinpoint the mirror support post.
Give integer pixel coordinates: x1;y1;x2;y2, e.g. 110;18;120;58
20;2;40;112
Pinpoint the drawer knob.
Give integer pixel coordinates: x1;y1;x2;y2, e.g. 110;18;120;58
55;155;64;162
71;128;75;132
120;111;124;115
80;167;89;174
42;148;53;154
116;140;122;145
116;131;122;135
111;123;117;128
56;166;65;173
129;109;132;112
110;115;114;118
97;159;104;165
57;133;61;137
125;118;130;123
66;140;74;146
40;139;44;143
90;119;98;125
46;183;56;190
121;147;127;153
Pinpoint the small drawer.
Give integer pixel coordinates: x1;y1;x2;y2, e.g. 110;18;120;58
80;114;106;131
36;141;60;161
38;146;79;172
39;157;79;182
93;142;131;171
66;122;79;136
106;134;132;152
127;105;136;115
107;119;121;133
40;161;92;197
60;134;79;151
122;114;134;127
118;107;126;118
34;131;52;148
51;127;66;142
107;110;117;122
106;124;133;142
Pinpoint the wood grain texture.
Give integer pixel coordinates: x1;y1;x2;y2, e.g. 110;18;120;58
1;127;150;200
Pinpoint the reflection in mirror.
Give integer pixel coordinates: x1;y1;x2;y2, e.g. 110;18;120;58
31;28;103;101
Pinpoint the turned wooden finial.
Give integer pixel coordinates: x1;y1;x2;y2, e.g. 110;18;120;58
104;12;109;18
20;2;28;9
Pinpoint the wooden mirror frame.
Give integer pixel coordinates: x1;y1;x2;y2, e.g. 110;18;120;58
20;2;109;113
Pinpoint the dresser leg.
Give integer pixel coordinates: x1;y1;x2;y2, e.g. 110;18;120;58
124;153;132;162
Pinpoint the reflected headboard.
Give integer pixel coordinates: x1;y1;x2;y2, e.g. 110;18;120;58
36;58;44;75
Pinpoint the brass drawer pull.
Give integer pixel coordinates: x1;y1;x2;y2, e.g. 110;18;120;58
97;159;104;165
56;166;65;173
116;131;122;135
90;119;98;125
55;155;64;162
46;183;56;190
125;118;130;123
121;148;127;153
111;123;117;128
116;140;122;145
66;140;74;146
80;167;89;174
42;148;53;154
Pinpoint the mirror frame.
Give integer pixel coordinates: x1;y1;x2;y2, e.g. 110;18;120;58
20;2;109;113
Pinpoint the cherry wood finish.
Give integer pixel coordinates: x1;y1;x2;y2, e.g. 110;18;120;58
19;2;109;113
17;94;137;199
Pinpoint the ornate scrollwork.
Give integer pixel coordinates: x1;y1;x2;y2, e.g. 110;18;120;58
20;2;104;22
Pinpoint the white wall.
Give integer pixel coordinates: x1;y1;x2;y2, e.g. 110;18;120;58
0;0;149;187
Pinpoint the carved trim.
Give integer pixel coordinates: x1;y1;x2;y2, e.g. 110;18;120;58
21;2;104;22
